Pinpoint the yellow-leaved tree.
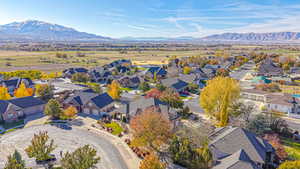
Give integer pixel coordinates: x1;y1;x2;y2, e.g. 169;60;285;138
183;66;192;74
107;80;121;100
62;106;78;119
14;82;34;98
0;86;11;100
200;76;240;127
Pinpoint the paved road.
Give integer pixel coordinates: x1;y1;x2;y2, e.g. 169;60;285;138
0;125;128;169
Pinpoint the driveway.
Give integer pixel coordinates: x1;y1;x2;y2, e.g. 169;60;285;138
0;125;128;169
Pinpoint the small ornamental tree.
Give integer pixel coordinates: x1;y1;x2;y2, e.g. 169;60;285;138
63;106;78;119
44;99;63;119
183;66;192;74
60;145;100;169
35;84;54;101
4;150;26;169
0;86;11;100
160;88;183;111
107;80;121;100
139;82;150;92
14;82;34;98
71;73;90;83
25;131;56;162
139;153;166;169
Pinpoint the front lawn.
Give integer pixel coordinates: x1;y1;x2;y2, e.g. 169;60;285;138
104;122;124;135
121;87;133;92
2;119;24;129
282;137;300;160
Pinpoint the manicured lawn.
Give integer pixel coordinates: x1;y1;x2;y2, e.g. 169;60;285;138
121;87;133;92
104;122;124;135
2;119;24;129
282;137;300;160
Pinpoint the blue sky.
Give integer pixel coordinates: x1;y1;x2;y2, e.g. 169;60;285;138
1;0;300;38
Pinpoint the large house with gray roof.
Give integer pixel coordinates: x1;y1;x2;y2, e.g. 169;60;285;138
0;96;45;123
209;127;275;169
64;90;115;117
257;58;283;77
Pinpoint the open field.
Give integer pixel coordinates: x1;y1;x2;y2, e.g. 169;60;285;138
0;50;206;72
1;47;300;72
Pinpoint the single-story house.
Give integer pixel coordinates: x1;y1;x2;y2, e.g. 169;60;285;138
118;75;141;88
210;127;275;169
64;90;115;117
0;77;34;95
145;66;167;79
63;67;89;78
0;96;45;123
161;78;189;93
257;58;283;77
114;97;176;121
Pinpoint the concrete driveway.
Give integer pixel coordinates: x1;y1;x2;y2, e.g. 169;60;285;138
0;125;128;169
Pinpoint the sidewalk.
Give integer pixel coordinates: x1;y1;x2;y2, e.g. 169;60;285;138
86;125;140;169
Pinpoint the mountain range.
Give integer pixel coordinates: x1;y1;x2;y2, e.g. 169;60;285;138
1;20;300;42
0;20;111;41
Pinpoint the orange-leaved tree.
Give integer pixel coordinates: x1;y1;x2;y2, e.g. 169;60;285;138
107;80;121;100
14;82;34;98
0;86;11;100
130;107;172;152
63;106;78;119
139;153;166;169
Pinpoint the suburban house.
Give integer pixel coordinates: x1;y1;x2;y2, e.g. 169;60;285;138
0;96;45;123
64;90;115;117
89;67;113;84
241;89;300;117
161;78;189;93
114;96;176;121
209;127;275;169
257;58;283;77
0;77;34;95
105;59;132;69
63;67;89;78
145;66;167;80
118;75;141;88
290;67;300;78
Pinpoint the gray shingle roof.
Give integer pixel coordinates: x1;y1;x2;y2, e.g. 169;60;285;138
209;127;274;164
213;149;261;169
8;96;45;109
258;58;283;76
90;93;114;109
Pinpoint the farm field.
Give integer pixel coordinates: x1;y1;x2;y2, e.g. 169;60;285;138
0;50;206;72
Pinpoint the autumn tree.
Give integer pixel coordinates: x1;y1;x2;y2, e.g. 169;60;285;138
216;68;229;77
62;106;78;119
183;66;192;74
71;73;90;83
145;88;162;99
160;88;183;112
130;107;172;151
107;80;121;100
44;99;63;119
200;76;240;127
35;84;54;101
4;150;26;169
0;86;11;100
263;134;288;161
278;160;300;169
14;82;33;98
60;145;100;169
25;131;56;162
139;153;166;169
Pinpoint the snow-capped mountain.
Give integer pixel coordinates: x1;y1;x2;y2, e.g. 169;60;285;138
0;20;111;41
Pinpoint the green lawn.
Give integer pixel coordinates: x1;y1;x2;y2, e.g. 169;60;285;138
104;122;124;135
282;137;300;160
2;119;24;129
121;87;133;92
